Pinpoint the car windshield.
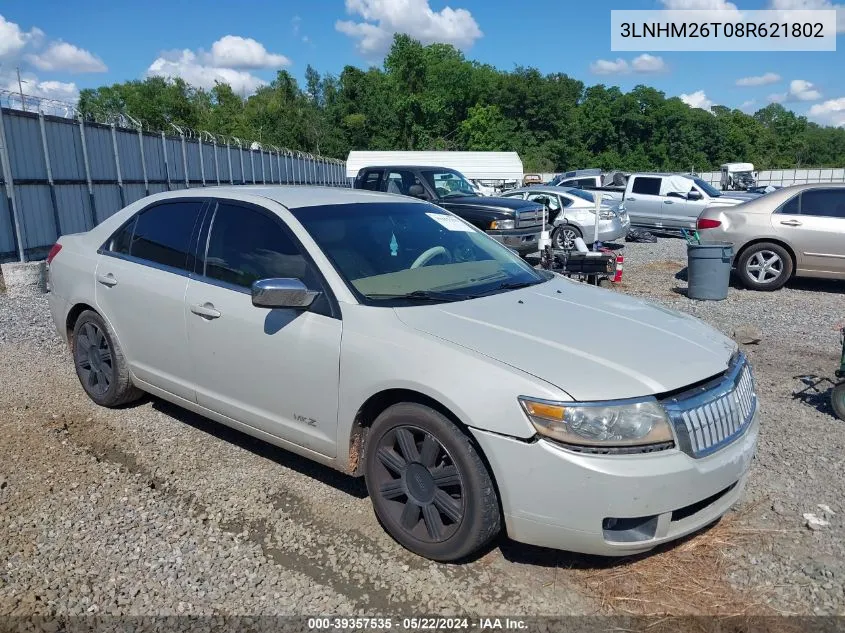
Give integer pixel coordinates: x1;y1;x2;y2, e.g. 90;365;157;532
421;170;479;198
564;188;594;202
291;202;546;306
694;178;721;197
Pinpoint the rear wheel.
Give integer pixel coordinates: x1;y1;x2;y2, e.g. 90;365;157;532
552;224;582;251
832;382;845;421
364;403;501;561
736;242;793;291
72;310;143;407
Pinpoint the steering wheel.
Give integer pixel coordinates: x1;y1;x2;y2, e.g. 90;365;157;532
411;246;449;269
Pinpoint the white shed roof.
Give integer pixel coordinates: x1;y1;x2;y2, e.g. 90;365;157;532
345;151;523;180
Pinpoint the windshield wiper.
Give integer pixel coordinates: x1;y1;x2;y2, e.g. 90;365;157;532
366;290;473;302
475;279;543;296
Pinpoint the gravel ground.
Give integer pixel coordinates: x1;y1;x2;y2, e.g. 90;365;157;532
1;237;844;618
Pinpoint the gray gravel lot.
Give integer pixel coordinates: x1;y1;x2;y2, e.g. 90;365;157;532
1;237;844;618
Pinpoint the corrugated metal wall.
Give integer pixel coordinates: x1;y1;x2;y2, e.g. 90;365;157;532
0;107;349;261
699;168;845;188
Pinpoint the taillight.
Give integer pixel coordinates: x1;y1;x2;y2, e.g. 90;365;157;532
697;218;722;230
46;243;62;264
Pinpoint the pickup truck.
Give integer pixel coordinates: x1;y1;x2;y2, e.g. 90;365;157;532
353;165;545;255
621;173;747;230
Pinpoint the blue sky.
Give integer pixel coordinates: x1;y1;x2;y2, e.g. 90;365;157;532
1;0;843;125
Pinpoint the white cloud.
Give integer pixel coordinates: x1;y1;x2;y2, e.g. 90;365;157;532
740;99;757;111
336;0;482;55
788;79;822;101
809;97;845;126
146;50;267;95
27;41;107;73
1;70;78;102
736;72;781;87
590;54;666;75
769;79;823;103
681;90;714;111
631;53;666;72
0;14;43;58
768;0;845;33
589;58;629;75
205;35;289;70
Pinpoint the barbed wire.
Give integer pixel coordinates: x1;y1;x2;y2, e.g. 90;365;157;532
0;89;346;164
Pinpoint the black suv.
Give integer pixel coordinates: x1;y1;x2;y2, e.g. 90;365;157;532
353;166;545;256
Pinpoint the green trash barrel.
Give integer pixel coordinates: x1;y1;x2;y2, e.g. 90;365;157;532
687;242;733;300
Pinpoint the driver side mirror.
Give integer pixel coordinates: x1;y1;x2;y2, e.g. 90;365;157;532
408;184;428;199
251;278;320;310
687;191;703;201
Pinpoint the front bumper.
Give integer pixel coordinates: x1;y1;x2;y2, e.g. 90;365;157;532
471;412;758;556
488;226;542;254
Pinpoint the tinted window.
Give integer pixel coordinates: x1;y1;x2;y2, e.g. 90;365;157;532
359;171;383;191
575;178;596;188
779;194;800;215
385;170;421;196
129;201;203;270
109;217;136;255
631;177;661;196
799;189;845;218
204;202;318;290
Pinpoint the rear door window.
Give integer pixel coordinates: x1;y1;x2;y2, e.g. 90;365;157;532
778;194;800;215
798;189;845;218
631;177;661;196
121;201;204;270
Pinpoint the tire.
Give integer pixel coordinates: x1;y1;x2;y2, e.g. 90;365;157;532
832;382;845;421
552;224;582;251
364;403;501;561
736;242;793;291
71;310;143;407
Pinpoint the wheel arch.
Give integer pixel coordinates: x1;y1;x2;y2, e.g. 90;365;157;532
66;302;98;340
734;238;797;272
346;388;497;484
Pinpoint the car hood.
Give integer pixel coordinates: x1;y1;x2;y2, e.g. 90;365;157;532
441;195;540;212
394;277;736;401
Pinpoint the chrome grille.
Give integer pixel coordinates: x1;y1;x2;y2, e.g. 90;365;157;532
663;354;757;458
517;209;544;228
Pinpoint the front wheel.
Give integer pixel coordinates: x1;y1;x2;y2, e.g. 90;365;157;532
832;382;845;421
364;403;501;561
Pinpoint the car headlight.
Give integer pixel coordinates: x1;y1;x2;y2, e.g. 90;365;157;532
489;219;515;230
599;210;616;220
518;397;674;448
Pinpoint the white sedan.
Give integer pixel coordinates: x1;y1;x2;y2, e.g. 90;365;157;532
47;186;757;561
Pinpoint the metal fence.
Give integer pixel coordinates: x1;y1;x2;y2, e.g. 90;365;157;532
0;106;349;262
698;168;845;188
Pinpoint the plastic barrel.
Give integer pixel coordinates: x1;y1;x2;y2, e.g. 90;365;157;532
687;242;733;301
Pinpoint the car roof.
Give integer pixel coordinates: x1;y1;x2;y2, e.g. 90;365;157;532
151;185;426;209
358;165;460;172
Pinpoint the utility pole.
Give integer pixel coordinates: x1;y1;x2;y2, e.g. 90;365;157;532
16;68;27;112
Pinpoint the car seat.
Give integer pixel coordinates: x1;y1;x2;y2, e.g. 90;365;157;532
310;220;377;281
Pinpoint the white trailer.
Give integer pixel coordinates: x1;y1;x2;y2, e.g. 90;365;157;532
345;151;523;192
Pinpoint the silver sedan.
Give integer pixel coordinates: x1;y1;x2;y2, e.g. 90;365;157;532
502;186;630;249
697;184;845;290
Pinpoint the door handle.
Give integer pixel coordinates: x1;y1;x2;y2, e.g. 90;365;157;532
190;303;221;319
780;220;802;227
664;200;674;205
626;197;637;201
96;273;117;287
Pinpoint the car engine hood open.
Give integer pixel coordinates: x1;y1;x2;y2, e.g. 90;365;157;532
394;277;737;401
